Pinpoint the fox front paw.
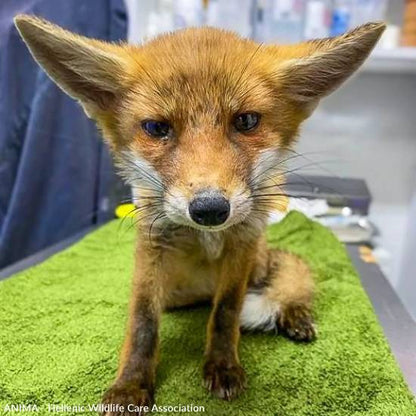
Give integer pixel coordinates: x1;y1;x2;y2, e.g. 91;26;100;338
101;381;154;416
278;304;317;342
203;360;247;401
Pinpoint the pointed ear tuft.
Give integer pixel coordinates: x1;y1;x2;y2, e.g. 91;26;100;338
14;14;130;116
275;22;386;114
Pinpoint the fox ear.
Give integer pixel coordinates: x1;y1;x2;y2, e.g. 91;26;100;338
14;15;130;117
275;22;385;116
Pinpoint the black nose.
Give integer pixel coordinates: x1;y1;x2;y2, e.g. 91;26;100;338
189;196;230;226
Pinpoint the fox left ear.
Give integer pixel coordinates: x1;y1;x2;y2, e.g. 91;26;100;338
14;14;131;117
274;22;385;116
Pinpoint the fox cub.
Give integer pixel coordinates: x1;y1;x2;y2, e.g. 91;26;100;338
16;15;384;414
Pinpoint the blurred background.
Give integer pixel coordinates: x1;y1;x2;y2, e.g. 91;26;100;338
0;0;415;320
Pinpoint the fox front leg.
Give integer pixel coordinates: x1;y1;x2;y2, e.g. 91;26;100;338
101;239;163;416
203;243;255;400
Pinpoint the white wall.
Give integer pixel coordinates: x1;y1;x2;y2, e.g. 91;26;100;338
397;190;416;321
124;0;157;42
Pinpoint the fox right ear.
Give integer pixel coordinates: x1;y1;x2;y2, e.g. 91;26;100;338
14;15;131;117
273;22;385;117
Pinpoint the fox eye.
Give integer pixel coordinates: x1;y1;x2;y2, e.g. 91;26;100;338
141;120;171;139
233;112;260;132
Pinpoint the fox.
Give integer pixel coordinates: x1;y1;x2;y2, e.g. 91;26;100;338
15;14;384;414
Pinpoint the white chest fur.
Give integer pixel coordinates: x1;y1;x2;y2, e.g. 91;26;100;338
198;231;224;261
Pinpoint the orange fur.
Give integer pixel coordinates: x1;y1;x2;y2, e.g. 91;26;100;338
15;15;385;414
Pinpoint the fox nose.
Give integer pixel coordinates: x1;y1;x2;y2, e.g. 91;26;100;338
189;195;230;227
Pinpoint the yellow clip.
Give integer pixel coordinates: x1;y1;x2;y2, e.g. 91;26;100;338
115;203;136;219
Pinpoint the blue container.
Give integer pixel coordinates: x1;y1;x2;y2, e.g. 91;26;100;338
330;1;352;36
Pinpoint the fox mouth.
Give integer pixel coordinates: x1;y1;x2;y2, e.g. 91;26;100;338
163;187;253;232
185;222;232;232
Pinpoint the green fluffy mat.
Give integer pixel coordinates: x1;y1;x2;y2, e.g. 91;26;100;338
1;212;415;416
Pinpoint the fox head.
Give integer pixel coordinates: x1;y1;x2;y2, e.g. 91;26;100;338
15;16;384;232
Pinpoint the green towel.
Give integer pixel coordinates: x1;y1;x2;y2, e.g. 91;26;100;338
0;212;415;415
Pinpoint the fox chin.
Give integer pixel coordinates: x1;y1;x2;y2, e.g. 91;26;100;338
15;14;385;414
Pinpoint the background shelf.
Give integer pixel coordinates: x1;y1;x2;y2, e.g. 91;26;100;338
362;47;416;74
